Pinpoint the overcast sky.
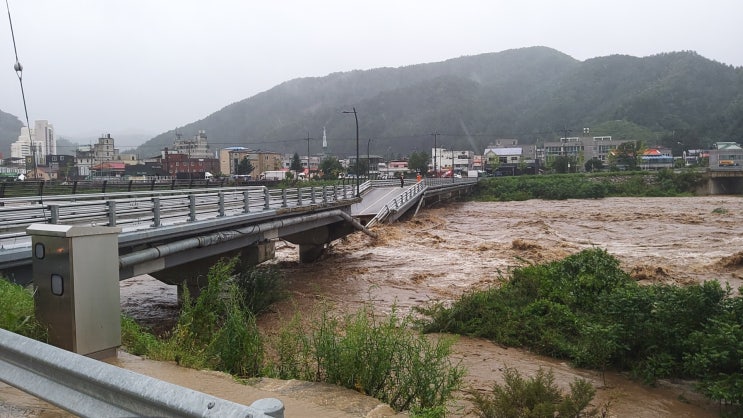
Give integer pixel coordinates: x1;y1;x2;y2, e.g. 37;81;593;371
1;0;741;145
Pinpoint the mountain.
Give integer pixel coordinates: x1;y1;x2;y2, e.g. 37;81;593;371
0;110;23;158
140;47;742;159
4;47;742;160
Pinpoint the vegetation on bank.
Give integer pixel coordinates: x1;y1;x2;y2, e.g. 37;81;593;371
119;257;464;415
468;367;601;418
475;169;706;201
0;279;46;340
417;248;743;411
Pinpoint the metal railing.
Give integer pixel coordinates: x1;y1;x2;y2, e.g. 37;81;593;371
364;178;477;228
0;185;357;239
0;327;283;417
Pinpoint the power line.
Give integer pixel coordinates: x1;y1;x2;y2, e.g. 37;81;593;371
5;0;35;177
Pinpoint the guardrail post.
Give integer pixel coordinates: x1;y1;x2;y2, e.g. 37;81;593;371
243;190;250;213
322;186;328;203
189;195;197;222
250;398;285;418
50;205;60;224
264;187;271;210
36;181;45;204
282;188;288;208
297;187;303;206
107;200;116;226
218;192;226;217
152;197;161;227
310;186;316;204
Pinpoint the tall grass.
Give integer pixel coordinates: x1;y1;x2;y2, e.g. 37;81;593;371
0;279;46;340
266;304;465;413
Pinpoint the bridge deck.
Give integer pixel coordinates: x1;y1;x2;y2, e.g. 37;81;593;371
351;186;409;217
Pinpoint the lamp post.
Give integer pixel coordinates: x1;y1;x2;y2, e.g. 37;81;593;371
431;131;439;177
342;107;360;197
367;138;371;180
305;132;312;180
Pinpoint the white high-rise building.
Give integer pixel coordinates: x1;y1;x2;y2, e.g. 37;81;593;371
10;120;55;165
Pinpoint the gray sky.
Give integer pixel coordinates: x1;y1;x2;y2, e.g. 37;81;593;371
2;0;741;146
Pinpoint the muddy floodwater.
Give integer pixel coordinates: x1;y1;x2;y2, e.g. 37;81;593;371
5;196;743;417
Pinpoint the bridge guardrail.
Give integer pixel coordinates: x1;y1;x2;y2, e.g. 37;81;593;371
0;185;357;237
364;178;477;228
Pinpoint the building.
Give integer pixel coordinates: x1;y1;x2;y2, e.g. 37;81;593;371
11;120;55;168
45;154;76;181
541;134;628;171
160;151;220;179
76;134;120;178
640;147;674;170
219;147;283;177
174;130;211;159
709;142;743;168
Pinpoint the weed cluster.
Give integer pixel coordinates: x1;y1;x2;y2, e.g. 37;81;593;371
418;248;743;409
468;367;601;418
0;280;45;340
266;305;464;413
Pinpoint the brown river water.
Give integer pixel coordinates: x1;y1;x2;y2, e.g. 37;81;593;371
4;196;743;417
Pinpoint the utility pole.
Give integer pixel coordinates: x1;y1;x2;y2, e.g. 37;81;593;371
305;132;312;179
431;131;439;177
367;138;372;180
342;107;360;197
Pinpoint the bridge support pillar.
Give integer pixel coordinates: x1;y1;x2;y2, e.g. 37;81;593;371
28;224;122;359
149;241;276;300
298;244;325;263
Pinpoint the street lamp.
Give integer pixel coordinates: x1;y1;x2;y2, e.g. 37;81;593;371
342;107;360;197
431;131;439;177
305;132;312;180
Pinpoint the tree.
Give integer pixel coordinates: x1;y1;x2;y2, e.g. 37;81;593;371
610;141;646;171
408;151;429;175
319;156;343;178
290;152;303;175
585;158;604;172
236;157;254;176
551;156;577;173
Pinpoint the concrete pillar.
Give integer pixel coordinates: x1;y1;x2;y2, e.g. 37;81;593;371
150;241;276;298
298;244;325;263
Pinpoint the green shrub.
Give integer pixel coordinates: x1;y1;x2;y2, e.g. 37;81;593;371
419;249;743;409
269;304;465;413
233;264;287;315
121;315;161;356
467;367;600;418
474;171;702;202
0;279;46;340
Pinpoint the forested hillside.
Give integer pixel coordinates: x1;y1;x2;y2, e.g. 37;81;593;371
0;110;22;158
139;47;742;158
